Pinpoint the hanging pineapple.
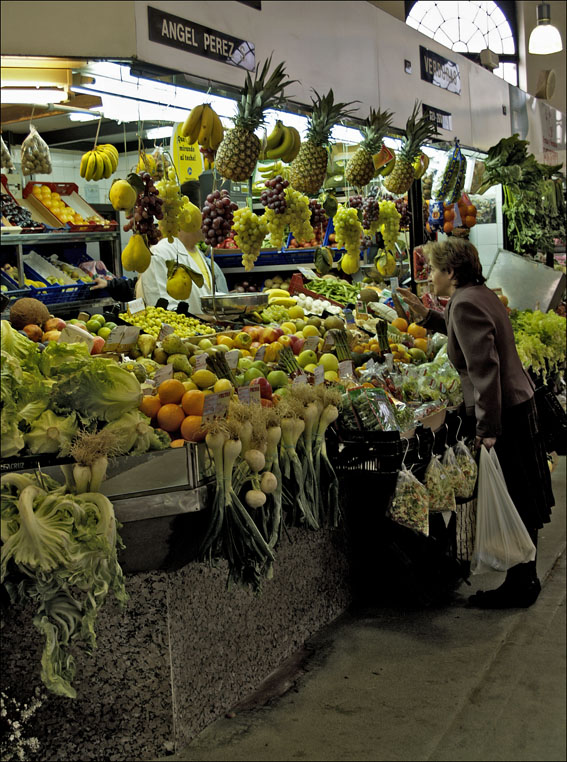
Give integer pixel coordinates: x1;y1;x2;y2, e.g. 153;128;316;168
215;57;295;181
289;89;358;196
345;107;394;188
383;101;438;195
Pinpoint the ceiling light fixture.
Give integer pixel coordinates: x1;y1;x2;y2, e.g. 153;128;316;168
146;126;174;140
1;87;68;104
528;2;563;55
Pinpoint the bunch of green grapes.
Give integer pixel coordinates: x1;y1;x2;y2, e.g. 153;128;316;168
118;305;214;338
155;166;183;242
263;207;288;248
333;204;363;257
261;303;290;323
232;208;270;271
379;200;401;254
285;187;314;243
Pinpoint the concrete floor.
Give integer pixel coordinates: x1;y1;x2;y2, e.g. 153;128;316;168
161;457;566;762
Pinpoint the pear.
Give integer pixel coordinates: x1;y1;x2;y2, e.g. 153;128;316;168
137;334;157;358
162;334;188;355
166;353;192;374
109;179;138;212
166;266;193;301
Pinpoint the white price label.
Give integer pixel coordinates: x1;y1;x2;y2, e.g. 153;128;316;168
356;300;368;316
127;298;145;315
384;353;394;372
293;372;308;385
314;365;325;385
321;331;335;352
304;336;319;352
216;389;232;417
338;360;354;379
104;325;140;353
390;277;399;293
225;350;239;369
153;364;174;386
237;386;251;404
195;353;208;370
158;323;175;341
202;393;218;422
298;267;316;280
255;344;266;361
249;384;262;405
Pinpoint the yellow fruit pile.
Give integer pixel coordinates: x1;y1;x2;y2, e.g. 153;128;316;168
118;305;214;338
31;185;86;226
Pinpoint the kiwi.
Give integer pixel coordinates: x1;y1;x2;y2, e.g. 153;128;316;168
360;288;381;304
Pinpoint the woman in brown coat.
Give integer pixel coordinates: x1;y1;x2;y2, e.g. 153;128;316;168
398;238;554;609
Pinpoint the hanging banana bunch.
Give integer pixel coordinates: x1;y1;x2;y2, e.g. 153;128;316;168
262;121;301;163
181;103;224;150
79;144;119;182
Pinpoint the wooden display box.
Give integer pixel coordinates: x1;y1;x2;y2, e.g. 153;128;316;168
23;181;118;232
1;174;49;231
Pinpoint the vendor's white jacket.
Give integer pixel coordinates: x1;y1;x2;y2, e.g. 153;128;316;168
140;237;228;314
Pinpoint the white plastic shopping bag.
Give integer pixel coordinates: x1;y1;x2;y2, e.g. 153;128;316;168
470;446;536;574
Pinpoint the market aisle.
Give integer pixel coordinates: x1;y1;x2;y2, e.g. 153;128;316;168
160;458;566;762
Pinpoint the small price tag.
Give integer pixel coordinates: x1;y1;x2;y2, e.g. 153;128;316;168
389;277;399;293
202;393;218;422
249;384;262;405
127;298;145;315
141;383;156;395
344;308;355;325
321;331;335;352
384;353;394;372
356;300;368;316
338;360;354;379
104;325;141;353
314;365;325;385
255;345;266;361
153;364;174;386
216;389;232;417
195;353;208;370
225;350;239;369
158;323;175;341
293;372;308;385
237;386;251;404
298;267;316;280
303;336;319;352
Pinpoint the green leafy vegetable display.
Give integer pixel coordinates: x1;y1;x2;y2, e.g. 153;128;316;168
510;309;566;380
1;471;127;699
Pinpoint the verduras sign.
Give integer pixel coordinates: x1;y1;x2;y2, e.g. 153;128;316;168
147;5;255;71
420;45;461;95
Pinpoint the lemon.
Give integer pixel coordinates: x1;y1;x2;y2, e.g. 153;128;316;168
288;306;304;320
213;379;233;394
191;369;218;389
324;370;339;382
304;363;318;373
319;353;339;372
302;324;320;338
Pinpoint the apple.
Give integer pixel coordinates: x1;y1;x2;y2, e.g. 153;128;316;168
243;367;264;384
290;336;306;355
98;326;112;339
267;370;289;389
234;373;245;387
261;325;283;343
43;317;66;332
249;341;262;352
90;336;106;354
250;376;272;400
237;357;254;371
278;335;293;348
298;349;318;368
251;360;269;376
22;324;43;342
42;330;61;343
243;325;264;342
234;331;252;349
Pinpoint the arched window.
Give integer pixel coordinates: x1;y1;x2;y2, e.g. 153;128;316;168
405;1;518;85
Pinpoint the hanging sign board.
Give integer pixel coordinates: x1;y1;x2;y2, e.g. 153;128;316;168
171;123;204;183
422;104;453;132
420;46;461;95
147;5;256;71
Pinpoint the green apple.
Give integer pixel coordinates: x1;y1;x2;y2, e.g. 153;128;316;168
91;314;105;324
86;318;103;333
304;363;318;373
409;348;427;363
97;326;112;339
199;338;213;350
243;367;264;384
104;321;118;331
318;353;339;372
267;370;289;389
298;349;318;368
238;357;254;371
251;360;269;376
234;373;245;387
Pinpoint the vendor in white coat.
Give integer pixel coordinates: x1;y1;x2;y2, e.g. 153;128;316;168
139;227;228;314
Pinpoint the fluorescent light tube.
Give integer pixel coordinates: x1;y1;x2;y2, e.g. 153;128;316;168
1;88;67;104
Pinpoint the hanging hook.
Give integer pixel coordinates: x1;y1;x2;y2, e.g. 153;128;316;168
401;436;411;467
455;414;463;441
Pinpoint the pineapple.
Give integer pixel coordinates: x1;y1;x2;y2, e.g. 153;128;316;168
345;108;394;188
215;57;294;181
289;90;358;195
383;101;437;195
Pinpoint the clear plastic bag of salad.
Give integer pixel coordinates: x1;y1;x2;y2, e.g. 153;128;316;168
442;445;468;497
453;439;478;499
425;454;456;512
387;466;430;536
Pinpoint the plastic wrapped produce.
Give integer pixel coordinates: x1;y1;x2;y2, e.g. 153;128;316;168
1;135;15;172
425;454;456;512
453;439;478;499
20;125;52;175
442;445;469;497
387;466;430;536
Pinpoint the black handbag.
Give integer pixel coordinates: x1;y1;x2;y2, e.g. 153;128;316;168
534;384;567;456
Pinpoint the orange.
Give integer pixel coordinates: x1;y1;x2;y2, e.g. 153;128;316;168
352;344;366;354
391;317;408;332
158;378;186;405
180;414;206;442
217;334;234;348
157;403;185;432
170;439;186;448
181;389;205;416
413;337;428;353
465;216;476;228
443;221;454;234
139;394;161;419
466;205;477;216
408;322;427;339
443;209;455;221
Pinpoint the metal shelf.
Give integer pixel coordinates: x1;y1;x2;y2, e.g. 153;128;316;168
223;263;318;274
0;231;120;246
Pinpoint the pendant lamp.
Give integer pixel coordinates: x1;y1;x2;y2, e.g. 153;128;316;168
528;2;563;55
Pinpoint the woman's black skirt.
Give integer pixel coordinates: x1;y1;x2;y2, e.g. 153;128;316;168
495;396;554;531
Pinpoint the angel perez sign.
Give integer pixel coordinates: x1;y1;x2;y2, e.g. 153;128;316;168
147;5;255;71
420;45;461;95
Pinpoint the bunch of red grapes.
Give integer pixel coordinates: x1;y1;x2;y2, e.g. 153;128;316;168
201;189;238;247
309;198;328;230
361;196;381;228
123;172;163;246
383;193;411;230
347;194;363;210
260;175;289;214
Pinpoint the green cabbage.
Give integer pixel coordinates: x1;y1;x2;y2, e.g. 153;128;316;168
24;410;78;455
1;320;40;370
100;409;154;455
51;357;143;423
39;340;92;378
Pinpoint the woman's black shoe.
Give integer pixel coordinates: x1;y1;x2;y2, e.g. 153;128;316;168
467;578;541;609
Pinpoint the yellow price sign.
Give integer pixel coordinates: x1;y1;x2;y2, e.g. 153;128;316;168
171;123;204;182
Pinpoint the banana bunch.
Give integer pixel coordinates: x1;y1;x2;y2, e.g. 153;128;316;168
257;160;288;181
263;122;301;162
79;144;119;182
181;103;224;149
